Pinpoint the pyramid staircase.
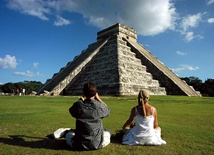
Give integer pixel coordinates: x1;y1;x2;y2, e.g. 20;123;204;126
37;23;201;96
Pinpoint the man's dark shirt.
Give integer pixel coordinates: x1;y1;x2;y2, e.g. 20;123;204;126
69;98;110;150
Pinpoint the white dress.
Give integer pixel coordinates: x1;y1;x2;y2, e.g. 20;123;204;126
122;107;166;146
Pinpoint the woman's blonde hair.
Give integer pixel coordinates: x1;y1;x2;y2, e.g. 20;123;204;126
138;89;150;118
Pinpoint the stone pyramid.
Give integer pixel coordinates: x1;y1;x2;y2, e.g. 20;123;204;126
37;23;201;96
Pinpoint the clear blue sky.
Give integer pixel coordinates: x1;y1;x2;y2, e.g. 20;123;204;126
0;0;213;84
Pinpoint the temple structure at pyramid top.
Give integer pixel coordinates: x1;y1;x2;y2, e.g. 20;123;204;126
37;23;201;96
97;23;137;42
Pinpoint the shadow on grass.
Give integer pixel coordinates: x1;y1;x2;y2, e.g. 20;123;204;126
0;135;71;150
110;129;125;143
0;134;123;151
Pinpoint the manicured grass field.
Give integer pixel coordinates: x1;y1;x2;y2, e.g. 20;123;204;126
0;95;213;155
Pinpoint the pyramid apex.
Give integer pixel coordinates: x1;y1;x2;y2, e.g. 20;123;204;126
97;23;137;41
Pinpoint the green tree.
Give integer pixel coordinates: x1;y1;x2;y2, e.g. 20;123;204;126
201;79;214;97
0;82;15;94
181;76;202;91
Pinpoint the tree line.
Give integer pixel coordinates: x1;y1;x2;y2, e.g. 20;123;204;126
181;76;214;97
0;76;213;96
0;81;42;95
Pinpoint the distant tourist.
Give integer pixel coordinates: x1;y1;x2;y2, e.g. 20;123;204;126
22;88;25;95
16;87;20;96
121;89;166;146
66;82;111;150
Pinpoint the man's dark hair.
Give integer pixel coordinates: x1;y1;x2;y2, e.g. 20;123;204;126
83;82;97;98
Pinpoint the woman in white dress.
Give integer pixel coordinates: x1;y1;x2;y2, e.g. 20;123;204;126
122;89;166;146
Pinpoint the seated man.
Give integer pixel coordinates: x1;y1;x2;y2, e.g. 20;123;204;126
66;82;111;150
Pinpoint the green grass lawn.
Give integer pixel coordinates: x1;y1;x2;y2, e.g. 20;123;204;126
0;95;213;155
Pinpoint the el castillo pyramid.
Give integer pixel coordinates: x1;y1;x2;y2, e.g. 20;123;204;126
37;23;201;96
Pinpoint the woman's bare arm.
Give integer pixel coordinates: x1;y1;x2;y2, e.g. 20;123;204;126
122;107;135;132
153;107;159;128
